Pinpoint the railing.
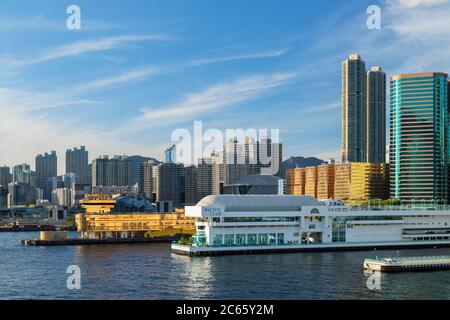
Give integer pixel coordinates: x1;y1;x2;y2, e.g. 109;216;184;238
329;205;450;212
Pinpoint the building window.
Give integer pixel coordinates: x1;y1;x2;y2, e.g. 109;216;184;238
213;234;223;246
247;234;257;245
224;234;235;246
269;233;277;245
258;233;268;245
236;234;246;246
277;233;284;245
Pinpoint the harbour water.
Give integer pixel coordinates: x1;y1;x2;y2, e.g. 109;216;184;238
1;232;450;300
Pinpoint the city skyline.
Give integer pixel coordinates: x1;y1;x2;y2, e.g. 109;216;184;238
1;0;450;171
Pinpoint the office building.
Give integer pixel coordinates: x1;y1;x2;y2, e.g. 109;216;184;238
52;188;72;207
92;155;132;187
367;66;387;163
66;146;89;184
0;186;8;208
222;175;282;195
342;54;367;163
165;145;177;164
390;72;449;202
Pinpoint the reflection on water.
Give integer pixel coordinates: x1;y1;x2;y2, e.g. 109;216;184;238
1;232;450;300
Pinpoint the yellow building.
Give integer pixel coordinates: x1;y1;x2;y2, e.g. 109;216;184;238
285;168;306;195
81;194;116;214
317;164;335;200
335;163;389;201
305;166;318;198
76;194;195;239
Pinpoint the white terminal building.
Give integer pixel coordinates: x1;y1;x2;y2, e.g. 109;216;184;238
172;195;450;256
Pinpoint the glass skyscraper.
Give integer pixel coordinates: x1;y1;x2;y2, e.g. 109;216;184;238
390;72;449;202
367;66;386;163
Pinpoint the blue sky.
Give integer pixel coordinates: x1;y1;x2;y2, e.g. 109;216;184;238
1;0;450;172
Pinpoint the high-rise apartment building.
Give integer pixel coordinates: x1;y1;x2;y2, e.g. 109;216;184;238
13;164;31;184
184;165;198;206
0;166;11;187
36;151;57;194
197;158;213;201
154;163;185;209
390;72;449;202
367;66;387;163
137;160;156;199
92;156;132;187
285;168;306;195
66;146;89;185
342;54;367;163
8;182;36;207
305;166;318;198
317;163;335;200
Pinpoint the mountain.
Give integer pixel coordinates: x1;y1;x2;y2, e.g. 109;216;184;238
128;155;161;184
281;156;325;178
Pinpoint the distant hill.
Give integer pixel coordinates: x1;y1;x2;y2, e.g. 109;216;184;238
281;156;325;178
128;155;161;184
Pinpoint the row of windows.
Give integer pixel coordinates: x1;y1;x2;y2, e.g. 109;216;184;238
212;233;285;246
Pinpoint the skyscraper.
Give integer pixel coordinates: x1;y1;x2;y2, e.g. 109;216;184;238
367;66;387;163
0;166;11;187
197;158;213;201
13;164;31;184
390;72;449;202
342;54;367;163
92;156;132;187
154;163;185;209
66;146;89;184
36;151;57;193
165;145;177;164
137;160;156;199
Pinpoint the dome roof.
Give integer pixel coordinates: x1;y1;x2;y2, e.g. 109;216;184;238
196;195;321;212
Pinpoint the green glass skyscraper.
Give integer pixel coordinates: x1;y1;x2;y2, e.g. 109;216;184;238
390;72;449;202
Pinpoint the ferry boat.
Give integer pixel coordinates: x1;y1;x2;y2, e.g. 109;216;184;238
171;195;450;256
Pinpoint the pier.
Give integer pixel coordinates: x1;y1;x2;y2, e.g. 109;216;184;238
364;256;450;272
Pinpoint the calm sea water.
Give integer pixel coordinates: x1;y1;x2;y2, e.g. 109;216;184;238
1;232;450;300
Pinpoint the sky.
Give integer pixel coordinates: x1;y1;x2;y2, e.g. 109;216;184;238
1;0;450;173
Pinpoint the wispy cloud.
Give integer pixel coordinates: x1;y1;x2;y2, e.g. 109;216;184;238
127;72;297;129
79;67;160;91
387;0;448;9
4;34;175;68
186;48;290;67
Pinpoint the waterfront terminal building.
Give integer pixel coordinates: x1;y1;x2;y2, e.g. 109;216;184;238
172;195;450;256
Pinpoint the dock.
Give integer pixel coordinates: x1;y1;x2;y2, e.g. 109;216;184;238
364;256;450;272
21;236;183;246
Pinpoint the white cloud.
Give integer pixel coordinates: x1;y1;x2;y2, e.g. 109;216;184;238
186;49;290;67
7;35;174;67
387;0;448;9
127;72;296;129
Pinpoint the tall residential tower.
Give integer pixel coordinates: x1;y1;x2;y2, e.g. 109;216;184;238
367;66;386;163
342;54;367;163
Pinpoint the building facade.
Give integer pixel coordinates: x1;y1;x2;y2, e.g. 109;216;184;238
35;151;57;198
342;54;367;163
137;160;155;199
66;146;89;185
367;66;386;163
13;164;31;184
0;166;11;187
390;72;449;202
92;155;132;187
154;163;185;209
285;168;306;196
